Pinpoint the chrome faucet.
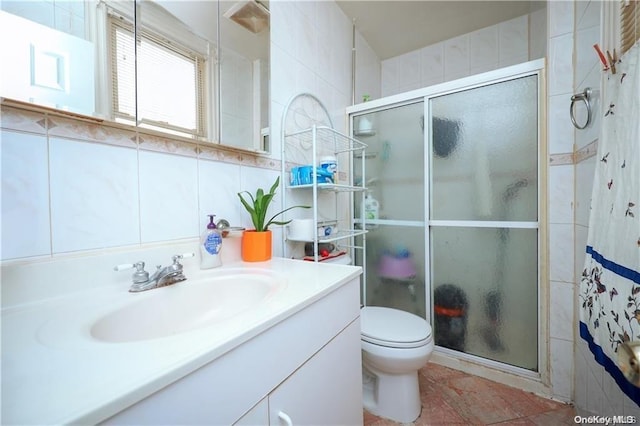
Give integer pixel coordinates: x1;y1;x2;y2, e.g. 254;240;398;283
114;253;194;292
216;218;245;238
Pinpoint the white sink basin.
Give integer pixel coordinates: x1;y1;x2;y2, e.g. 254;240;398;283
91;269;284;343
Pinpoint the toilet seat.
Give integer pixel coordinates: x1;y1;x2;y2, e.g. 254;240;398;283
361;306;432;349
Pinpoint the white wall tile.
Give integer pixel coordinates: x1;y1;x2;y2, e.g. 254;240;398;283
381;58;399;97
295;61;318;101
547;94;575;154
469;25;498;71
499;15;528;67
574;346;589;412
1;131;51;259
138;150;198;243
550;223;574;283
548;33;574;96
550;280;574;341
623;394;640;416
549;164;574;224
550;337;574;401
548;0;574;37
315;0;334;41
49;138;139;253
444;34;469;77
586;359;605;415
270;44;297;107
575;224;589;283
295;10;318;79
529;7;547;60
327;5;352;98
198;159;243;230
269;0;295;57
577;0;600;31
355;32;381;102
469;62;497;77
420;43;444;87
397;50;421;88
603;371;626;416
575;25;601;91
575;156;597;227
575;66;602;149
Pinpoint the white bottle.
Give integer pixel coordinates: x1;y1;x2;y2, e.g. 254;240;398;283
200;215;222;269
364;192;379;220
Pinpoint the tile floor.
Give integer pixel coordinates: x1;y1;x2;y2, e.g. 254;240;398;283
364;362;576;425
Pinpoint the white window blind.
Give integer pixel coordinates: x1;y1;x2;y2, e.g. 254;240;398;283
110;18;136;122
621;0;640;54
108;14;206;137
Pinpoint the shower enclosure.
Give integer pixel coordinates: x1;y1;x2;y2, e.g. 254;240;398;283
349;60;544;376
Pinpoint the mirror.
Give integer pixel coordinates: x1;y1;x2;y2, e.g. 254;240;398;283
0;0;270;153
0;0;135;120
219;0;270;152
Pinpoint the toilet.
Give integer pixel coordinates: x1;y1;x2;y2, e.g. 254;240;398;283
360;306;434;423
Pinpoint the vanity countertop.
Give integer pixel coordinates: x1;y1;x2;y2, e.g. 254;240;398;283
1;258;361;425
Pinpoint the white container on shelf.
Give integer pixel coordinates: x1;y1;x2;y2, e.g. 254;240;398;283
288;219;315;241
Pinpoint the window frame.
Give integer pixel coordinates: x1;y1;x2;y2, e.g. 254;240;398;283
104;2;211;139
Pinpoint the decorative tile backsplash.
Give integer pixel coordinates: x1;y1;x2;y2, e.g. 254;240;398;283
0;104;280;261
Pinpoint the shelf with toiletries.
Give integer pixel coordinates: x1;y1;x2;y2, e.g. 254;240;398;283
288;182;367;192
281;94;368;264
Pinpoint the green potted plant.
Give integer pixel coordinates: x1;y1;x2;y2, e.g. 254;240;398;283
238;176;308;261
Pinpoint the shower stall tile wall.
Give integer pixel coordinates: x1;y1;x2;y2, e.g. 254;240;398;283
381;11;544;98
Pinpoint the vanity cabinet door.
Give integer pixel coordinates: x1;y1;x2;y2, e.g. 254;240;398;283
234;397;269;425
268;319;363;425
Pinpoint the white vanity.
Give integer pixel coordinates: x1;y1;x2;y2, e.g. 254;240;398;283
1;239;363;425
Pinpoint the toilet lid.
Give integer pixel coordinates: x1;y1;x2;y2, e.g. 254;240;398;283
361;306;432;348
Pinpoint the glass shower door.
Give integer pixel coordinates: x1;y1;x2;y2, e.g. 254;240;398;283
354;101;426;318
428;75;540;371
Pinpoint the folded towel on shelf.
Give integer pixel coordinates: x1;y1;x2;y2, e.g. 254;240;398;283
303;250;347;262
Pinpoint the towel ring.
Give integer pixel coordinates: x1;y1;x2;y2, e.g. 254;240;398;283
570;87;593;130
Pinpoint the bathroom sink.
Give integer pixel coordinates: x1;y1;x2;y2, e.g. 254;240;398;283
91;270;284;343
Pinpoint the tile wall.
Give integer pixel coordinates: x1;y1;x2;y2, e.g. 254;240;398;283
547;0;578;404
0;107;281;261
270;0;368;142
569;0;640;418
380;10;546;97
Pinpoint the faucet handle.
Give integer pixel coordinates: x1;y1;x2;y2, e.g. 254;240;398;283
114;261;150;284
216;218;245;237
172;252;195;265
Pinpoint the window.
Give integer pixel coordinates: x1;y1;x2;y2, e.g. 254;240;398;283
621;0;639;54
108;12;207;138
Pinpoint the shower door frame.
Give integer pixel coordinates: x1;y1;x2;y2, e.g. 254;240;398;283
347;58;548;388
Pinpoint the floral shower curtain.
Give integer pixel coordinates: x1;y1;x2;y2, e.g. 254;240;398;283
580;42;640;403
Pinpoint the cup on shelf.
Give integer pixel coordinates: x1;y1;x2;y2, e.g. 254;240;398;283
319;156;337;183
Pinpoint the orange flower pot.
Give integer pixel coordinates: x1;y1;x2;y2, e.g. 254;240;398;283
241;230;272;262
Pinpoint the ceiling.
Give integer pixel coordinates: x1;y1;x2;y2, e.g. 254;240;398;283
336;1;546;60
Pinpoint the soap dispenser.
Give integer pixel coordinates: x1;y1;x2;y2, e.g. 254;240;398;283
200;214;222;269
